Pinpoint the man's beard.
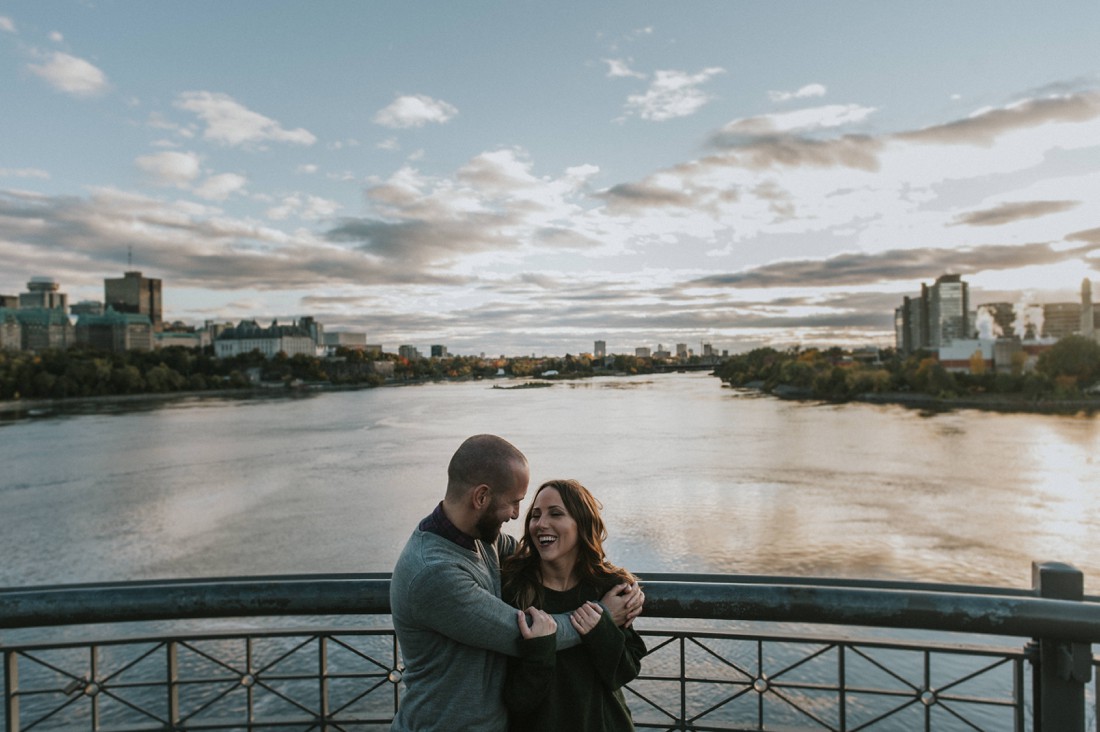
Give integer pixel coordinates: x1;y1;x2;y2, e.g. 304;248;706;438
474;504;502;543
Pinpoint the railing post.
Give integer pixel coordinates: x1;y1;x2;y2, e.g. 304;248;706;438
1032;561;1092;732
4;648;18;732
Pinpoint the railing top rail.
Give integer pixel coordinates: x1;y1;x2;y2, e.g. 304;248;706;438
2;574;1100;642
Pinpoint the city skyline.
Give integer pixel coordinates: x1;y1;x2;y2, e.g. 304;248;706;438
2;2;1100;355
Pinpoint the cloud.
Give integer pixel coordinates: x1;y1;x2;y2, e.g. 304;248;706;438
134;151;202;186
0;187;444;292
174;91;317;147
373;94;458;128
604;58;646;80
48;31;63;43
768;83;827;102
1;16;16;33
296;164;318;174
27;51;109;97
896;92;1100;146
193;173;248;201
0;168;50;180
266;194;341;221
713;104;877;141
689;241;1099;289
951;200;1080;227
624;67;725;121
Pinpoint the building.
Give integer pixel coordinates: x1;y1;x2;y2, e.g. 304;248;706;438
323;332;368;351
430;344;447;358
0;310;20;350
635;347;651;358
213;319;318;359
398;345;421;361
75;308;154;353
105;271;163;332
0;307;75;351
928;274;968;348
70;300;104;317
594;340;606;359
1082;279;1096;341
894;293;929;355
676;343;688;360
0;294;17;309
155;331;204;350
1041;303;1080;340
938;339;994;373
19;277;68;311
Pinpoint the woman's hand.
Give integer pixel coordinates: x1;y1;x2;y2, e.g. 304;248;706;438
570;600;604;636
517;607;557;639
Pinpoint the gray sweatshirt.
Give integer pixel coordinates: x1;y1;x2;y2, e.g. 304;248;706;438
389;529;581;731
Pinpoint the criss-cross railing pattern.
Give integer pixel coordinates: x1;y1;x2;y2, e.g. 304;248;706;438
629;631;1026;731
3;627;1027;731
4;629;400;731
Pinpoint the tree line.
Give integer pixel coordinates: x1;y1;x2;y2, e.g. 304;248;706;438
0;346;663;401
715;336;1100;402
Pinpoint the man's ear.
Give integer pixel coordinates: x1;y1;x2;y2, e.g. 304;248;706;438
472;484;491;509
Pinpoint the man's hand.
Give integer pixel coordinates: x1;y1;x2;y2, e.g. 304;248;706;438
569;601;603;636
517;608;557;639
599;582;645;627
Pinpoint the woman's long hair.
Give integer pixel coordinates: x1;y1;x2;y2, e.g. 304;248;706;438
502;479;635;609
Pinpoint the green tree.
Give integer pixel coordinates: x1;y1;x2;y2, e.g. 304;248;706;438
1037;335;1100;387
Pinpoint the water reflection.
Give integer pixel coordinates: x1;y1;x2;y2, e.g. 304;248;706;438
2;373;1099;593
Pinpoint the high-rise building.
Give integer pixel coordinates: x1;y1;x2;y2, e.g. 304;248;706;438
1042;303;1080;340
676;343;688;359
894;293;928;355
928;274;968;348
1082;279;1095;339
594;340;606;359
430;345;447;358
19;276;68;311
105;271;162;331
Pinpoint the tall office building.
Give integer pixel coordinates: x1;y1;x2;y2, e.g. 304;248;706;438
594;340;606;359
105;271;163;331
1082;279;1095;340
928;274;968;348
19;277;68;311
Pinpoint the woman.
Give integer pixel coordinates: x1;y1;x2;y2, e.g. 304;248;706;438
501;479;646;732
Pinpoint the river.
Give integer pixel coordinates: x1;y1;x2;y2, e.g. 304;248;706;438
1;372;1098;593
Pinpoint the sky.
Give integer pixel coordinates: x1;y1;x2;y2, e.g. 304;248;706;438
2;1;1100;356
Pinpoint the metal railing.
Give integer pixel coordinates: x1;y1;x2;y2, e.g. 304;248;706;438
1;562;1097;731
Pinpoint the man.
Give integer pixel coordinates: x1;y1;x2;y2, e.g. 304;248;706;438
390;434;643;732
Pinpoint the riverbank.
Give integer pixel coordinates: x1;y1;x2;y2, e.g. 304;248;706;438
738;381;1100;415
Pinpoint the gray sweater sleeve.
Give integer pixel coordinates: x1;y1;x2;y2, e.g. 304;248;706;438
403;536;581;657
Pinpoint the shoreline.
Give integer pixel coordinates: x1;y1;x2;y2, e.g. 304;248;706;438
735;382;1100;415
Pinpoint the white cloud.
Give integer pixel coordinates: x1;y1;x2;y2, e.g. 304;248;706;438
0;167;50;179
625;67;725;121
48;31;64;43
718;104;877;137
768;83;827;103
0;16;15;33
373;94;458;128
378;137;400;151
174;91;317;147
194;173;248;201
266;193;342;221
604;58;646;80
296;164;319;174
134;151;202;186
27;51;109;97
